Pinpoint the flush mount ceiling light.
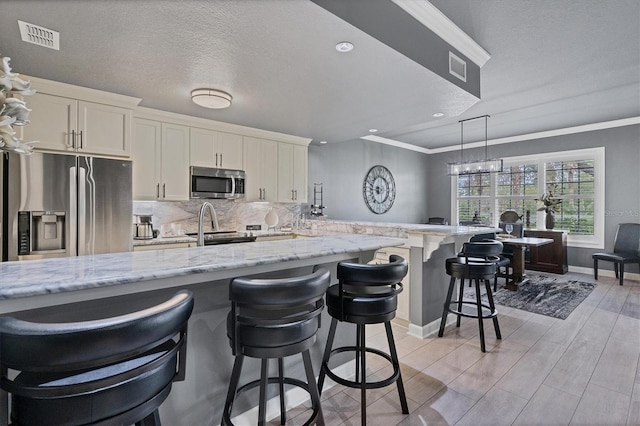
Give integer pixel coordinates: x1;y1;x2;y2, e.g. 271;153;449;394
335;41;354;52
447;115;503;175
191;89;232;109
432;112;444;117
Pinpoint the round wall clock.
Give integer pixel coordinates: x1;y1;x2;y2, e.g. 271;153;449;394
363;165;396;214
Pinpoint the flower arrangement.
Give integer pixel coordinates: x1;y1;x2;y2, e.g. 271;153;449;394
535;188;562;213
0;55;36;155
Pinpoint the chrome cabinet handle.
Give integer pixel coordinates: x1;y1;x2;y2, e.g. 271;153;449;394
163;183;166;198
294;190;297;201
215;153;218;167
78;130;84;150
291;189;294;201
219;153;223;167
156;183;160;199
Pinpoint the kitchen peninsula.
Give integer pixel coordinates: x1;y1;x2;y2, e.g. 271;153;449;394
307;220;500;338
0;234;404;425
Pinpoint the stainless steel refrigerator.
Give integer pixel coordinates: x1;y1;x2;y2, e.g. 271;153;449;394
2;152;132;261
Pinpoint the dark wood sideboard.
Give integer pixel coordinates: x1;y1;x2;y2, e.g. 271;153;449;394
524;229;568;274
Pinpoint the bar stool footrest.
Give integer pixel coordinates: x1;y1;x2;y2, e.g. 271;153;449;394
322;346;400;390
447;299;498;320
222;376;321;426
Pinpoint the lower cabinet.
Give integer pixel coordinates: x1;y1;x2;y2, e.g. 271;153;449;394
371;246;411;324
133;242;196;251
524;229;568;274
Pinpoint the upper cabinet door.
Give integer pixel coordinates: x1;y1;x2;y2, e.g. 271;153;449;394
20;93;77;153
132;118;162;201
190;128;243;169
161;123;190;201
243;136;278;202
190;127;217;168
77;101;132;157
277;142;308;203
292;144;308;203
216;132;243;170
277;142;294;202
20;93;131;157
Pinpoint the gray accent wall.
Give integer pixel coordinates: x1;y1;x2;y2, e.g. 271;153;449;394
427;124;640;271
309;125;639;272
308;139;430;223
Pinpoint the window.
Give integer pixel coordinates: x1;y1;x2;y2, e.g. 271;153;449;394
457;172;491;222
545;160;595;235
496;164;539;228
451;148;605;248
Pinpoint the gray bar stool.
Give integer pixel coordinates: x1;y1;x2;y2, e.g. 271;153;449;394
221;267;331;426
438;240;503;352
0;290;194;426
317;255;409;426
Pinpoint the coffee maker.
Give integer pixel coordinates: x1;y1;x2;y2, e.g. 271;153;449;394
133;215;155;240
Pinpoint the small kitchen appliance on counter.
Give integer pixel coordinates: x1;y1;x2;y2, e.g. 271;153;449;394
133;215;156;240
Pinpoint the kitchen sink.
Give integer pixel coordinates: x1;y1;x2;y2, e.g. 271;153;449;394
185;231;257;245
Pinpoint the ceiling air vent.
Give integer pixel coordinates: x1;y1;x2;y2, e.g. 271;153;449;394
449;51;467;82
18;20;59;50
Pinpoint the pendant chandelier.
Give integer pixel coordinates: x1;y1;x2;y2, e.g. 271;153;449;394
447;114;503;175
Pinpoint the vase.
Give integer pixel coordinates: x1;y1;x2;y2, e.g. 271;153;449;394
545;210;555;230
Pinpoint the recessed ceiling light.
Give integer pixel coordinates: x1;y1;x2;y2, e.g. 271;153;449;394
433;112;445;117
335;41;354;53
368;128;378;133
191;89;232;109
319;140;328;144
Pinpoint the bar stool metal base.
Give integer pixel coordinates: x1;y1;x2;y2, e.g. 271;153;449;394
318;318;408;425
221;350;323;426
438;277;501;352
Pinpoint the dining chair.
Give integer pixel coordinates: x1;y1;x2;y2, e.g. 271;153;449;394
592;223;640;286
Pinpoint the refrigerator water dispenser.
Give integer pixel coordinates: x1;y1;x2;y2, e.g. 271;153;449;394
18;211;67;255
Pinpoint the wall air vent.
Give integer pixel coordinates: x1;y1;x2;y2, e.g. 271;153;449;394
18;20;59;50
449;51;467;82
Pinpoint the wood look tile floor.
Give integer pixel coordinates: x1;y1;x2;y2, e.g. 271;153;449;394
277;272;640;426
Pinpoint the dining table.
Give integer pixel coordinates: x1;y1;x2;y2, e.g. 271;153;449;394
497;235;554;290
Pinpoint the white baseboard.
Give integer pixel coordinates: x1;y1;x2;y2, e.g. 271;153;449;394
231;360;355;425
569;265;640;282
407;315;457;339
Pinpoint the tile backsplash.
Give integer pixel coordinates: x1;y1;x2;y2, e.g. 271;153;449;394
133;200;302;234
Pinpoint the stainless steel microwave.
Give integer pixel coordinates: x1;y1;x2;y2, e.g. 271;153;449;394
190;167;245;199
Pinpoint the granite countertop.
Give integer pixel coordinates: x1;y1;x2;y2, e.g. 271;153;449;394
307;219;498;238
0;234;405;301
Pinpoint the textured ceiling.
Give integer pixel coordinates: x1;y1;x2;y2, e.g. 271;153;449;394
0;0;638;150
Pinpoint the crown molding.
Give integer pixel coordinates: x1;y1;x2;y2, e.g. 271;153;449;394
361;117;640;154
360;135;430;154
134;106;311;146
391;0;491;67
24;75;142;108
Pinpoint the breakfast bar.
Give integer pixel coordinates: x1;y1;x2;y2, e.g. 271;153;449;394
0;234;404;425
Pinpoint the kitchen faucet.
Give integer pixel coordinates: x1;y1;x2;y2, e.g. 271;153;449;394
197;202;220;247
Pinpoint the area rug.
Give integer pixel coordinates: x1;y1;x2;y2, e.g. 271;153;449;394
463;275;597;320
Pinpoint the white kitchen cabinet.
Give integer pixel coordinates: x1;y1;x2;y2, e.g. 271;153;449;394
243;136;278;202
22;92;132;157
190;128;243;170
277;142;308;203
372;246;411;324
133;242;196;251
132;119;190;201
